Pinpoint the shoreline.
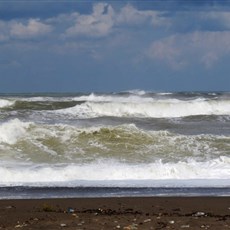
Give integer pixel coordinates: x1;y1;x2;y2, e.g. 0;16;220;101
0;197;229;229
0;186;229;199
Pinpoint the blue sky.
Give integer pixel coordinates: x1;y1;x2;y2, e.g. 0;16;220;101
0;0;230;92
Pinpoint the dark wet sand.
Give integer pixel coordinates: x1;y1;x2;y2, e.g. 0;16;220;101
0;197;229;229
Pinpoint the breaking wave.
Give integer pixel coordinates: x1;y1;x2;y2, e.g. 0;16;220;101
0;92;229;191
1;93;230;118
58;99;230;118
0;156;229;187
0;119;229;164
0;99;15;108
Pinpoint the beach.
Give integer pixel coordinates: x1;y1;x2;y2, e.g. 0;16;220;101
0;197;229;229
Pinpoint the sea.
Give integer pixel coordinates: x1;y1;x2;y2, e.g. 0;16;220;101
0;91;229;199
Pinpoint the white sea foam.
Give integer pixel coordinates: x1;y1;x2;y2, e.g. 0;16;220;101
0;99;14;108
0;120;227;162
0;156;229;187
58;99;230;118
125;89;148;95
0;93;229;195
22;97;54;102
73;93;154;103
0;119;31;145
15;96;74;102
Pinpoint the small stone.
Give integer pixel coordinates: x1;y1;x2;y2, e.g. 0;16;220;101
60;223;67;227
5;206;15;209
123;224;138;230
143;218;151;223
15;223;27;228
181;225;190;228
201;225;210;229
116;225;121;229
194;211;205;217
169;220;175;224
67;207;75;213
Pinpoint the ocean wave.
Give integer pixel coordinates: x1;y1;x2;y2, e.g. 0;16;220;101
0;93;229;191
73;93;155;103
1;93;230;118
0;120;228;164
0;99;15;108
0;119;31;145
123;89;148;95
0;156;229;187
57;99;230;118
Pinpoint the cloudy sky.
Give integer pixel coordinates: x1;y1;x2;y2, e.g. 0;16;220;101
0;0;230;92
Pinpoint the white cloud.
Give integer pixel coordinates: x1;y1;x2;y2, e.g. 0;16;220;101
147;31;230;69
10;19;52;38
0;19;52;41
65;3;168;38
66;3;115;37
117;4;169;27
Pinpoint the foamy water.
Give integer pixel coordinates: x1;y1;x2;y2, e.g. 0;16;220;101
0;91;229;196
58;95;230;118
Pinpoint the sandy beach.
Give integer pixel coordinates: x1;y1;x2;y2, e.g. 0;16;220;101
0;197;229;229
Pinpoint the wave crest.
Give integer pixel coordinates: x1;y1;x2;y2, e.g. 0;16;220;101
58;99;230;118
0;156;229;186
0;99;15;108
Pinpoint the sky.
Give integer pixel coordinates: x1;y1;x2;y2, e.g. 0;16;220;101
0;0;230;93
